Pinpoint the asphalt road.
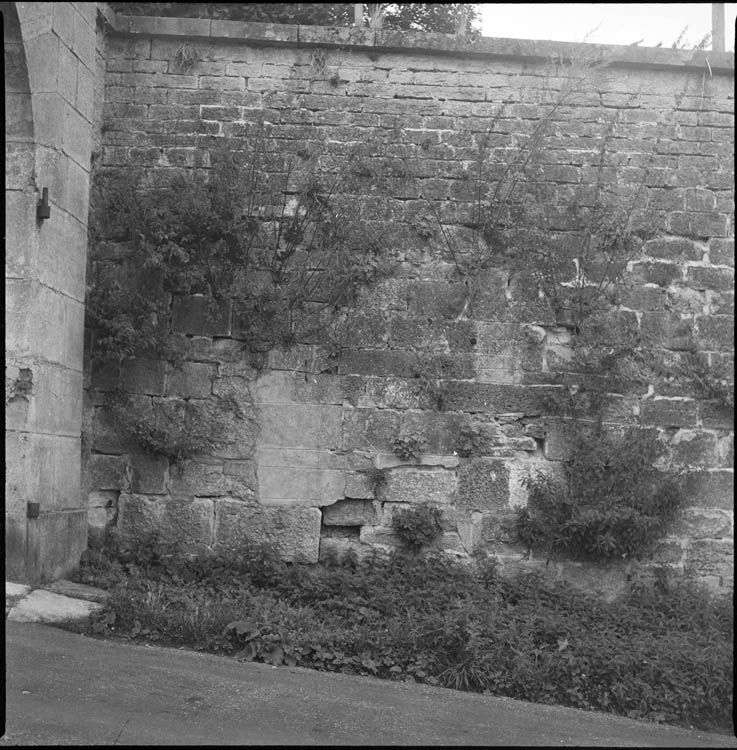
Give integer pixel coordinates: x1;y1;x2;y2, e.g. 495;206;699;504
3;622;736;746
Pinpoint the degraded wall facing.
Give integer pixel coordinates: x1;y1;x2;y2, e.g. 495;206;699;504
83;14;734;595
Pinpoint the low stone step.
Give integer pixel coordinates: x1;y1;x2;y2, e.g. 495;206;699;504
40;579;109;604
7;590;103;624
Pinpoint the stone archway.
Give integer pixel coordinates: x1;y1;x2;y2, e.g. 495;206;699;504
4;2;97;582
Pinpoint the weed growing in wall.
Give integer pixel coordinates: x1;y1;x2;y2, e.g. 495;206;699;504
108;389;243;465
391;505;444;552
391;434;427;462
515;426;686;562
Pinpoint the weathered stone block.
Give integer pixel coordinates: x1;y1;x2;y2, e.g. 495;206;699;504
377;466;457;505
406;281;466;318
258;465;345;506
250;370;344;406
342;407;401;452
670;211;730;239
640;312;695;351
664;286;708;316
374;452;460;470
129;454;168;494
88;490;118;510
86;454;129;491
673;508;733;539
167;362;215;398
709;238;734;266
360;376;424;409
172;295;231;337
338;349;465;379
214;499;321;563
643;237;702;261
92;402;147;455
617;285;666;311
648;538;687;565
440;383;556;415
399;410;469;455
717;434;733;468
540;419;572;461
456;458;510;512
169;458;255;500
687;266;734;292
165;334;214;362
710;289;734;315
670;429;718;468
120;358;166;396
322;499;378;526
344;469;377;499
683;470;734;509
696;315;734;351
258;403;342;450
685;539;734;580
699;400;734;430
344;310;390;348
223;460;258;484
267;343;333;374
640;398;698;428
358;525;402;548
630;260;681;287
117;494;214;549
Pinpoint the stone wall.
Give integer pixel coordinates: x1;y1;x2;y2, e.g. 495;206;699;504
5;2;101;582
84;12;734;593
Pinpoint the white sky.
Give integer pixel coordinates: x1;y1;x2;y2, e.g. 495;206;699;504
479;3;737;51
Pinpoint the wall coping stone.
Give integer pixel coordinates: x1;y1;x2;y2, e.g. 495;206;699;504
106;12;735;75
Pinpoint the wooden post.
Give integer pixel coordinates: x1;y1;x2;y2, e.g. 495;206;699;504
354;4;363;27
712;3;725;52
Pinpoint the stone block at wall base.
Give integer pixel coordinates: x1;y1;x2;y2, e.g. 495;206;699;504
685;539;734;582
551;561;630;603
377;466;457;505
456;458;509;513
86;454;129;492
214;500;321;563
322;499;378;526
683;470;734;508
117;494;215;549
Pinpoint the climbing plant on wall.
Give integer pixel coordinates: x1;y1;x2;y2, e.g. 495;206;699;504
86;131;396;364
86;129;399;461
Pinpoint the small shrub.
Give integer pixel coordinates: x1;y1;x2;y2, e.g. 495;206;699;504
107;388;241;465
516;426;686;561
391;505;443;553
391;434;426;462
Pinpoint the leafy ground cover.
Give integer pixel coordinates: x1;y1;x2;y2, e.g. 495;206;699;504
65;533;734;735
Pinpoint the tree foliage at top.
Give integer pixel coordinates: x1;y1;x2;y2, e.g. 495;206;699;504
110;3;481;34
